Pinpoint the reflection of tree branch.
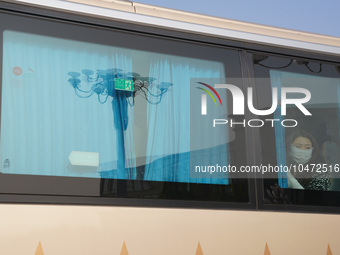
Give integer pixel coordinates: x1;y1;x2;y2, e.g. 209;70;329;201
304;62;322;73
68;70;172;106
264;183;291;204
74;88;94;98
98;94;109;104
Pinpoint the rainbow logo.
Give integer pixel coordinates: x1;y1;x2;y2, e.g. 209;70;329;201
196;82;222;106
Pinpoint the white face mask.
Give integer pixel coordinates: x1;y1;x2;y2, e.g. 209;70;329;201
290;145;313;164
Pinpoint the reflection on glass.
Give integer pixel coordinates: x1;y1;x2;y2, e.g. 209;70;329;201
1;30;230;185
270;70;340;191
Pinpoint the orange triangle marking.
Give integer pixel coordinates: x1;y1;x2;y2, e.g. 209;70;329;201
264;242;271;255
196;242;203;255
35;241;44;255
120;241;129;255
327;244;333;255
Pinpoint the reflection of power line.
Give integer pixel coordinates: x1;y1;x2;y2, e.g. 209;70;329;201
67;69;172;105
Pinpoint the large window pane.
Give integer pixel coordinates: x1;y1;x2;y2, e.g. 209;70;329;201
0;11;248;203
2;30;228;182
253;53;340;207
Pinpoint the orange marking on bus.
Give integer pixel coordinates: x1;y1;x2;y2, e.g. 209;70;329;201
196;242;203;255
120;241;129;255
264;242;271;255
327;244;333;255
35;241;44;255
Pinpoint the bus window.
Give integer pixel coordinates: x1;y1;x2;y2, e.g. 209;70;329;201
253;53;340;207
0;11;249;206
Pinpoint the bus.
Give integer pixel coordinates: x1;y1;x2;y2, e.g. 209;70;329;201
0;0;340;254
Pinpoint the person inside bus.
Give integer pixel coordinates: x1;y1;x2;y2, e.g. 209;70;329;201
286;130;330;191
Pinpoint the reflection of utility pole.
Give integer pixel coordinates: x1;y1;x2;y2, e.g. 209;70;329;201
112;90;129;196
68;69;172;196
112;90;130;178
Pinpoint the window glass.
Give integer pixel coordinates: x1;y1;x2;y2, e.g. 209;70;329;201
0;11;248;203
253;53;340;206
2;30;231;183
2;30;227;182
270;70;340;191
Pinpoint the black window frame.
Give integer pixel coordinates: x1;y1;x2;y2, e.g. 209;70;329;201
246;51;340;214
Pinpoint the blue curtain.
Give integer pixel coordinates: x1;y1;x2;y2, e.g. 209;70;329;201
270;70;288;188
1;30;136;179
1;30;230;184
144;57;229;184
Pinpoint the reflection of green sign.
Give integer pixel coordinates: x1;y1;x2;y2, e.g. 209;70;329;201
114;78;133;92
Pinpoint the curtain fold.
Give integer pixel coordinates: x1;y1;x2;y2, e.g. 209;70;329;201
144;57;229;184
270;70;288;188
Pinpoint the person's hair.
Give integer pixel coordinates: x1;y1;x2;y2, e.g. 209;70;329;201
286;130;319;162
